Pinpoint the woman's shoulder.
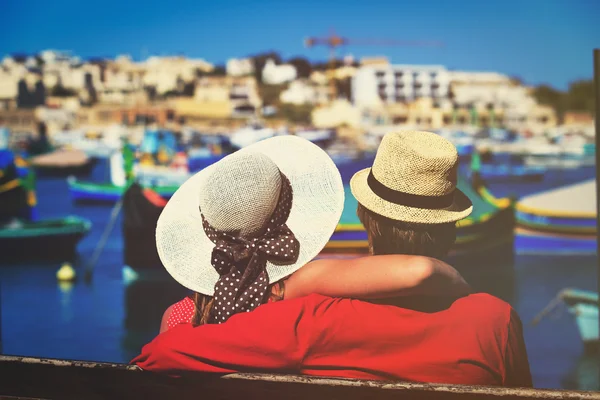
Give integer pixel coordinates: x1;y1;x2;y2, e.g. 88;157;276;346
160;296;195;333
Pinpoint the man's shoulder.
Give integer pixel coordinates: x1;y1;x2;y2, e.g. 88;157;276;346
454;293;515;326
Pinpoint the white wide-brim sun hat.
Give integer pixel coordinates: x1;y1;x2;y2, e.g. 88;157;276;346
155;135;345;295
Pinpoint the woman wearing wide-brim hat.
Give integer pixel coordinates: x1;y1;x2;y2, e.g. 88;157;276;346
151;134;471;329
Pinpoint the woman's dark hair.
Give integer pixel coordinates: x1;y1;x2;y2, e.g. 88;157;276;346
356;203;457;259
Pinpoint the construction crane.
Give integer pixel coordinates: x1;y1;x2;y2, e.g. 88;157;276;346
304;30;444;101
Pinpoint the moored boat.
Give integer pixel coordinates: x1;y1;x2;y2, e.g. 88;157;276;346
468;163;546;182
29;148;97;177
0;216;92;263
122;182;167;273
514;179;596;255
68;178;178;204
561;289;599;353
533;288;599;354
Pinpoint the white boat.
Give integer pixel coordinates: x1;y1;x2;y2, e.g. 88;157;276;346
52;126;124;158
229;123;279;148
532;288;598;353
561;289;599;350
293;129;334;144
134;165;191;187
109;151;191;188
523;156;583;169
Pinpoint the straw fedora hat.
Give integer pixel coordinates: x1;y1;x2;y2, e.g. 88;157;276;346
155;135;344;295
350;131;472;224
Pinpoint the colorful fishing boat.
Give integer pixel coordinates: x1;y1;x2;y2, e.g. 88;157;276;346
122;182;167;273
29;148;98;177
0;141;92;263
465;149;546;182
68;178;179;204
515;179;596;255
0;216;91;263
68;138;181;204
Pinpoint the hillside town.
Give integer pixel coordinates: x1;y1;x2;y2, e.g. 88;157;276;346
0;50;595;148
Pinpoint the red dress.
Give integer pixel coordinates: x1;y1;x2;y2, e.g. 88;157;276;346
134;293;532;387
165;296;196;330
165;282;284;329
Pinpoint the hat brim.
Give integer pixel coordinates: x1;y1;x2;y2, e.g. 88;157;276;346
350;168;473;224
156;136;344;295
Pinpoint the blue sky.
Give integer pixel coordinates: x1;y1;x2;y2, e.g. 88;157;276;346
2;0;599;90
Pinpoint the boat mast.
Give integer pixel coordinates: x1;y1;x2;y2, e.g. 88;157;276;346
594;48;600;311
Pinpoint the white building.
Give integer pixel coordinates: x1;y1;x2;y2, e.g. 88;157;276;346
280;80;328;105
261;59;297;85
39;50;80;66
448;71;515;107
142;56;213;95
226;58;254;77
352;64;450;107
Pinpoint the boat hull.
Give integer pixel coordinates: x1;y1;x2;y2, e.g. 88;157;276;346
0;217;92;264
561;289;599;353
68;180;178;204
33;158;98;177
570;303;599;351
515;228;597;255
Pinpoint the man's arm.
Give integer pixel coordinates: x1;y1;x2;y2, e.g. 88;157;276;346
503;308;533;387
132;294;324;374
284;255;472;300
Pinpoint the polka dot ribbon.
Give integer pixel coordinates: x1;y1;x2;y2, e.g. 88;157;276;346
201;173;300;324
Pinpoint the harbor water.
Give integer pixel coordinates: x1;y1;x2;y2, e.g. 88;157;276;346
0;159;598;390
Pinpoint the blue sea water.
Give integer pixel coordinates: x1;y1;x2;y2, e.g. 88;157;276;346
0;159;598;390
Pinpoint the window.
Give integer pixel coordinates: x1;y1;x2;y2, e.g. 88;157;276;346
98;111;112;121
375;71;385;78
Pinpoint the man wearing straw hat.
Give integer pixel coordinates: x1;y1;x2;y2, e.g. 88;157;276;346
133;132;532;387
